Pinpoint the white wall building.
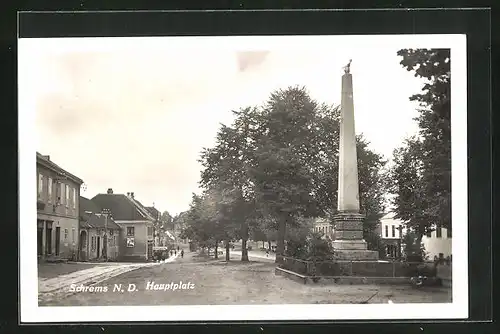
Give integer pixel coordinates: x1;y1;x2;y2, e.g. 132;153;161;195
312;217;334;239
422;226;452;260
380;212;452;260
380;213;406;258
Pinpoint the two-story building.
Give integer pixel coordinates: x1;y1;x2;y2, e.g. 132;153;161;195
36;153;83;261
91;189;155;262
380;212;406;259
380;212;452;260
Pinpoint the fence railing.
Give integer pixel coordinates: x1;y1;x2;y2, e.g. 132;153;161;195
280;256;439;278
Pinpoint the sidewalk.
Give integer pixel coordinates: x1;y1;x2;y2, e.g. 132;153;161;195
219;249;276;261
38;253;180;304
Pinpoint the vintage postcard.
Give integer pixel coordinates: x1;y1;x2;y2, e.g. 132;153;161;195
19;34;467;322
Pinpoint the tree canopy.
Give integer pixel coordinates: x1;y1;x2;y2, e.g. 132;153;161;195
390;49;451;236
183;85;387;262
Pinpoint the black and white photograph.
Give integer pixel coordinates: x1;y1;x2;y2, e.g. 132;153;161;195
19;33;467;322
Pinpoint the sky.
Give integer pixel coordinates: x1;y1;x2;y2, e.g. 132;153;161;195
21;35;432;216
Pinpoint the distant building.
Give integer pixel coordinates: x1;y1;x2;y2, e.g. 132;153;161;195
380;212;452;260
78;196;121;261
37;153;83;261
145;206;164;246
312;217;334;240
422;225;452;260
91;189;155;262
380;213;406;259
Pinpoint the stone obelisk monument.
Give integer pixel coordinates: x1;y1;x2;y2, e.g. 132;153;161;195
332;60;378;261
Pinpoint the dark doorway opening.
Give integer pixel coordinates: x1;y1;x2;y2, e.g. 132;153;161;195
45;222;53;255
55;227;61;256
97;236;101;258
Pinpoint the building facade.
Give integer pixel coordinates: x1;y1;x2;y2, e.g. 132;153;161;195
37;153;83;261
91;189;155;262
380;212;452;260
380;213;406;259
312;217;334;240
79;196;121;261
422;225;452;260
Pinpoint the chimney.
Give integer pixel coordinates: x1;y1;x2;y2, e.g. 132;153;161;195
127;192;130;197
130;192;134;198
107;188;113;194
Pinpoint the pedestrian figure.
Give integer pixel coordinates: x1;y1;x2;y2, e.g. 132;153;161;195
170;250;173;257
266;249;269;257
177;246;180;251
181;250;184;258
175;250;177;255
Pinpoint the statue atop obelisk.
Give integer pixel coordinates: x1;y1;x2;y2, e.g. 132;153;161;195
332;60;378;260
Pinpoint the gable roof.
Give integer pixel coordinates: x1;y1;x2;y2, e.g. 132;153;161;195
80;196;102;216
79;212;121;230
128;197;156;221
145;206;161;220
91;193;156;221
36;152;84;184
79;196;120;230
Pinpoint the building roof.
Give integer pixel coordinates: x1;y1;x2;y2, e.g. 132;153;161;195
79;212;121;230
36;152;84;184
80;196;102;215
79;196;120;229
91;193;156;221
145;206;161;220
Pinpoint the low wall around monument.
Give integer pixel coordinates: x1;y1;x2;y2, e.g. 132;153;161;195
279;256;438;278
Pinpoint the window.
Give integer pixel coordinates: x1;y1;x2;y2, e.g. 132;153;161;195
65;185;70;207
60;183;65;205
147;227;153;236
38;174;44;199
64;228;68;240
436;225;442;238
72;228;75;243
113;236;116;246
127;227;135;236
446;228;452;238
398;225;402;238
109;229;114;236
72;188;76;208
391;225;395;238
47;177;52;203
91;236;96;250
385;225;388;238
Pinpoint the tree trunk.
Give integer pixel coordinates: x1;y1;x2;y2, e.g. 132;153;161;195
241;222;249;262
262;241;265;249
275;214;287;264
268;240;271;251
225;239;230;261
214;241;218;259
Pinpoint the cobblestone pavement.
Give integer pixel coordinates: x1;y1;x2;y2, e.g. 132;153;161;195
39;250;452;306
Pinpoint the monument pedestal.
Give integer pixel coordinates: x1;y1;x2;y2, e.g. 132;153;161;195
332;212;379;261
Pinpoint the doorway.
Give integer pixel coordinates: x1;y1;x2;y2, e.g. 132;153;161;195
45;222;53;255
79;230;87;261
55;227;61;256
97;236;101;258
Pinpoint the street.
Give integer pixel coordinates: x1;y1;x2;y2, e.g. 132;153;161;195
39;250;452;306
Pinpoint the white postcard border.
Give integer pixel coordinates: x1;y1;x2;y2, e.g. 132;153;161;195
19;34;468;322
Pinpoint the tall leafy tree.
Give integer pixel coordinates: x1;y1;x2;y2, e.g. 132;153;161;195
395;48;451;231
388;137;432;247
197;86;387;264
